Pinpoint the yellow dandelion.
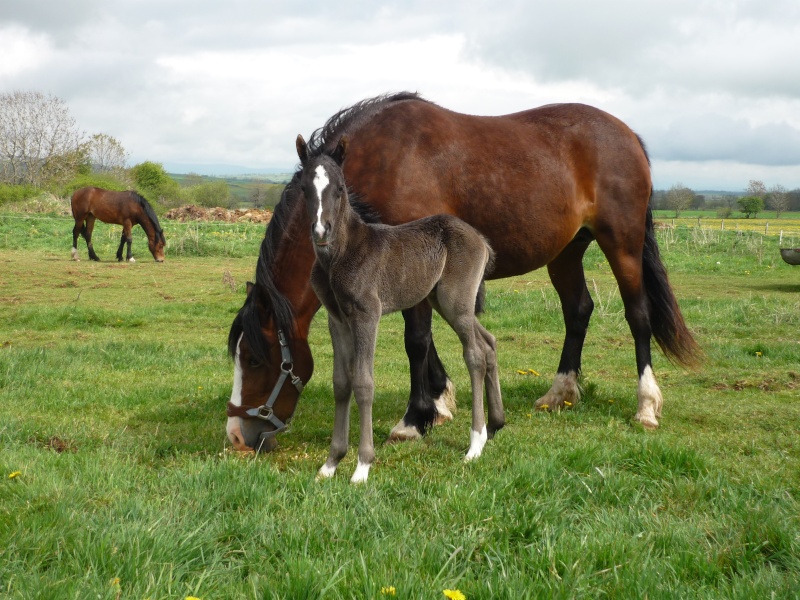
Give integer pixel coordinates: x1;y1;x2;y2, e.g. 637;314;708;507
8;471;21;479
608;399;615;404
527;369;540;376
517;370;527;375
110;577;120;587
539;404;549;410
381;586;396;596
185;596;201;600
755;351;762;357
444;590;466;600
564;401;573;407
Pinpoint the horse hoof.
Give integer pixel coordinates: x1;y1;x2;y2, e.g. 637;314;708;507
634;413;660;430
129;258;136;263
317;464;337;480
387;420;423;442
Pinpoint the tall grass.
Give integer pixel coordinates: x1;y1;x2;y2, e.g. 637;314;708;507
1;215;798;598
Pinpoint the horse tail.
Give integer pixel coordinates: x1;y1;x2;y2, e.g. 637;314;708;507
642;206;701;366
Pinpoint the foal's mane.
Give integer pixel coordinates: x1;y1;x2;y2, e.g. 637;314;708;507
228;92;426;360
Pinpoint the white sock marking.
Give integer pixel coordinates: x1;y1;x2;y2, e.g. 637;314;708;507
313;164;329;237
318;463;337;479
465;425;488;461
350;460;371;483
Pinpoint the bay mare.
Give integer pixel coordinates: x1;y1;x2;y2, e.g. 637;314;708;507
297;136;502;481
71;186;165;262
226;92;699;453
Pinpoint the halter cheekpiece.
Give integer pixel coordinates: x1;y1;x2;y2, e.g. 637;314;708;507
226;329;305;440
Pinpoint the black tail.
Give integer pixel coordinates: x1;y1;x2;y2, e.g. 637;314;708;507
643;207;701;366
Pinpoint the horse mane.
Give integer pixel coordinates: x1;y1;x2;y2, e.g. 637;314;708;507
131;191;166;244
229;92;424;361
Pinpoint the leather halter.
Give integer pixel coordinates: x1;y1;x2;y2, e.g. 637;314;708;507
226;329;305;441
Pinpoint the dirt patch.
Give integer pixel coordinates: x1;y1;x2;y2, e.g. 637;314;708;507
164;205;272;223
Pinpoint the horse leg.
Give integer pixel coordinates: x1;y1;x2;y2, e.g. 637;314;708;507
476;321;504;437
389;303;453;442
318;316;355;479
118;222;135;262
71;219;84;261
349;316;380;483
536;236;594;411
597;236;663;429
84;216;100;261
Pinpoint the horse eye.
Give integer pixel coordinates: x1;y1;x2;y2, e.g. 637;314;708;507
248;358;261;368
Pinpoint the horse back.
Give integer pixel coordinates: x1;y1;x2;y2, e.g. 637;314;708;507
341;100;651;278
71;187;140;225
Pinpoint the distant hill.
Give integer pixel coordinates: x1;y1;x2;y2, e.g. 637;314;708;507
162;162;295;178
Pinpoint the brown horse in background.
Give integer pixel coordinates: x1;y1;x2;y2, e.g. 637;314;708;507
226;92;700;453
71;187;166;262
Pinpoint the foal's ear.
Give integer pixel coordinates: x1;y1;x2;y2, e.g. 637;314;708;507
296;134;309;164
331;136;348;166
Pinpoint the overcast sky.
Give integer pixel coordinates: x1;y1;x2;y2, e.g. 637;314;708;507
2;0;799;190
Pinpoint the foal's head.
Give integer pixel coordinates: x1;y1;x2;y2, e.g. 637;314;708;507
296;134;348;249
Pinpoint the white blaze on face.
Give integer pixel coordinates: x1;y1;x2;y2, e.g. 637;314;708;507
313;164;330;237
226;334;246;449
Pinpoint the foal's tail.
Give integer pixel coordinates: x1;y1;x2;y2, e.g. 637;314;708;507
642;207;701;366
475;241;496;315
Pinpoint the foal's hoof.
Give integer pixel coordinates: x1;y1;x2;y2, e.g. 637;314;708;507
387;421;423;442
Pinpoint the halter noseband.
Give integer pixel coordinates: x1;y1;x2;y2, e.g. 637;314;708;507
226;329;305;442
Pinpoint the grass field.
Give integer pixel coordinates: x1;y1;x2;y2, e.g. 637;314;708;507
1;209;799;599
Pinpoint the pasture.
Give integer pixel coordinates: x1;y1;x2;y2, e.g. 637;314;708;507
1;209;799;598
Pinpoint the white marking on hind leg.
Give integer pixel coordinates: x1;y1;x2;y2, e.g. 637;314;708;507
129;257;136;263
350;460;371;483
535;371;580;410
464;425;487;461
635;366;663;429
317;463;337;480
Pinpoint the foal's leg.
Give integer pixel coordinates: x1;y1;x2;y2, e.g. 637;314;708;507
318;316;355;479
349;316;380;483
536;237;594;411
475;321;504;437
389;303;454;442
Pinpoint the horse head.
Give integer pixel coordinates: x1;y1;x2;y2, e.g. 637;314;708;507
148;230;166;262
226;282;313;453
296;134;348;250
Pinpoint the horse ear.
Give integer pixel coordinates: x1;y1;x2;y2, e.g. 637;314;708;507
331;136;348;166
246;281;254;296
296;134;309;164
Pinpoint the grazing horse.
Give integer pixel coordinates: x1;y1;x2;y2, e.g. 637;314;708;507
226;92;699;453
71;187;166;262
293;135;502;481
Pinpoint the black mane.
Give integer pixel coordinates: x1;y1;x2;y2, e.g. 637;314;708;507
131;191;166;244
228;92;425;360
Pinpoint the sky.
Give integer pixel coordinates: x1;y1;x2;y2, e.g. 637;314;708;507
1;0;799;191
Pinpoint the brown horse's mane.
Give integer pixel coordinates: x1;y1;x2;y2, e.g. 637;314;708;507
130;191;166;244
228;92;422;360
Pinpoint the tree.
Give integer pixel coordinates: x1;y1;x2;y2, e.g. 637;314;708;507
767;184;789;218
737;196;764;218
249;184;268;208
88;133;128;174
666;183;694;217
130;160;180;206
745;179;767;199
0;90;84;188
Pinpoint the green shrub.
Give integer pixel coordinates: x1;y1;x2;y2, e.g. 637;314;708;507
0;184;41;207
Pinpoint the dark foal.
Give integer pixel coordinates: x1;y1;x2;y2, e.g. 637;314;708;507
297;135;503;482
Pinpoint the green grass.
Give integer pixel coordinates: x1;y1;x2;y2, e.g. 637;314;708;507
1;215;799;598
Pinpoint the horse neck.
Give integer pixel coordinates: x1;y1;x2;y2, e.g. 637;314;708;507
137;211;158;241
269;196;321;339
